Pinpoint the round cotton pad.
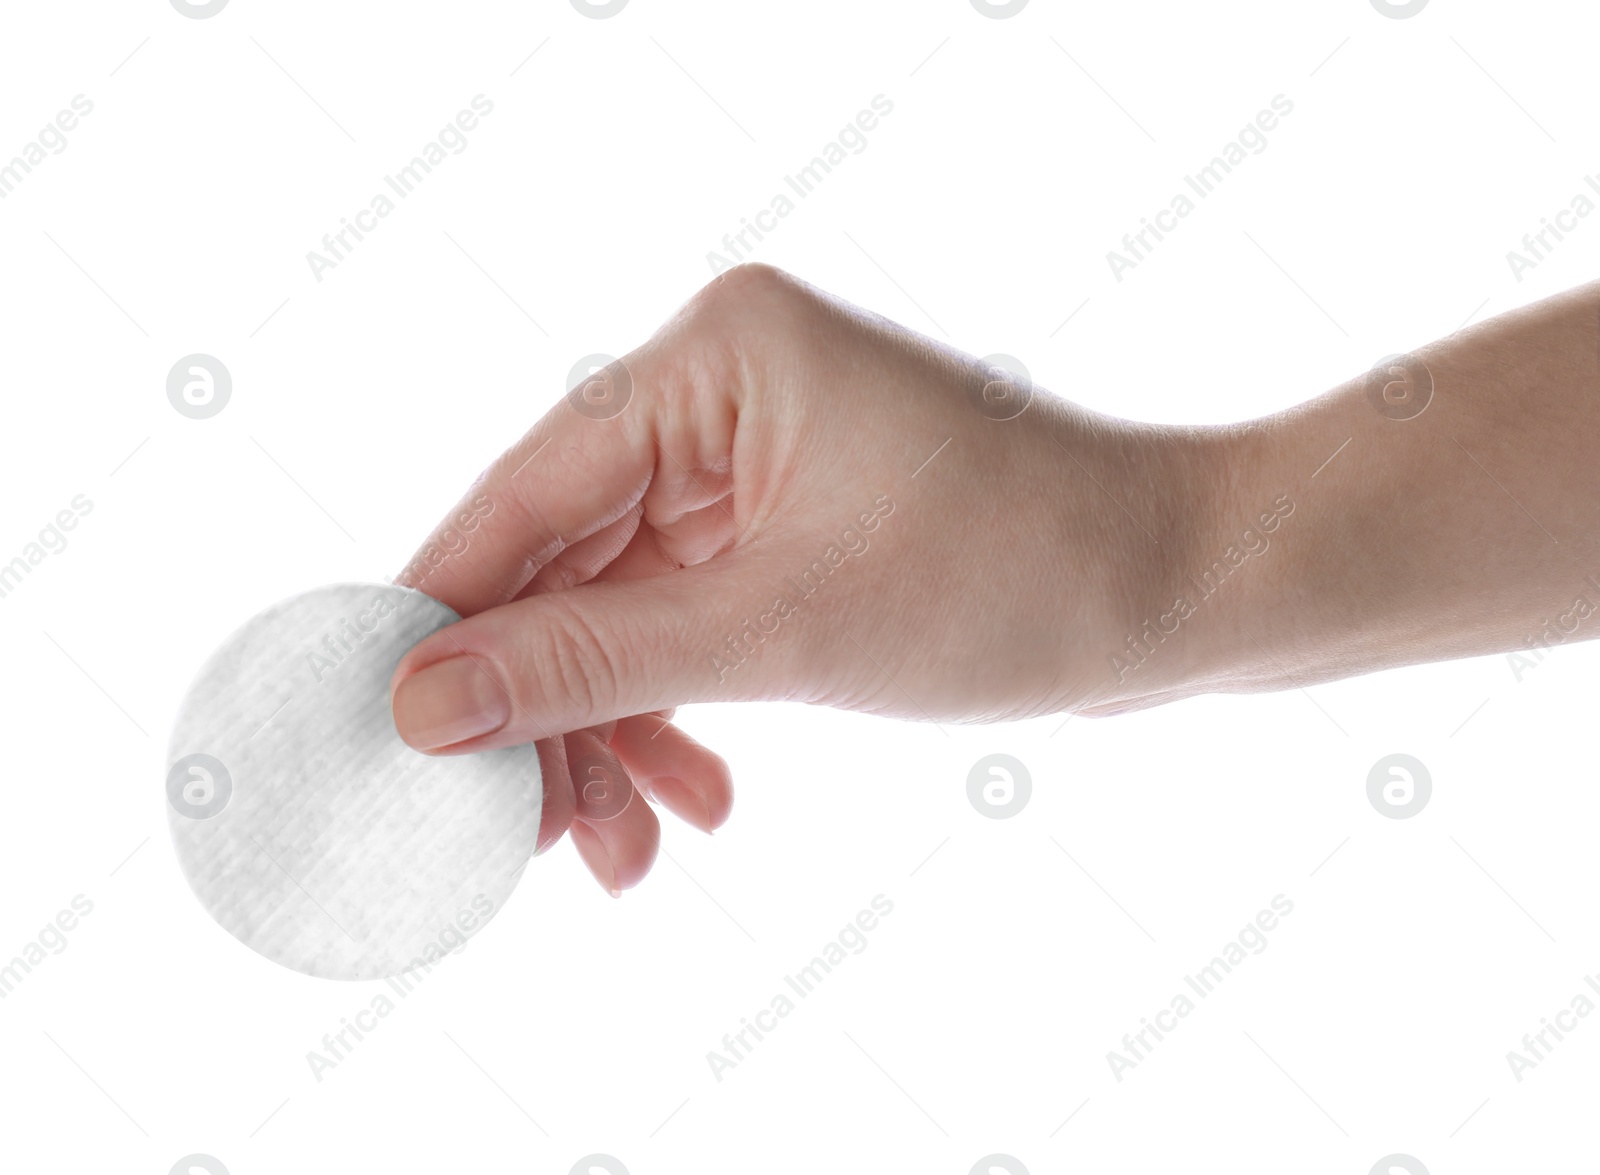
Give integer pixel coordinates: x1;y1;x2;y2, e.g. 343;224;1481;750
166;583;541;980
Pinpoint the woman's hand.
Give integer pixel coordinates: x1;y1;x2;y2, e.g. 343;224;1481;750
387;264;1224;894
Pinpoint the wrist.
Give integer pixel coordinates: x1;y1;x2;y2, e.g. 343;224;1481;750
1072;417;1298;713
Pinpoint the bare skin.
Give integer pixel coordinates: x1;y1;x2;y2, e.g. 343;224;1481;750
389;264;1600;894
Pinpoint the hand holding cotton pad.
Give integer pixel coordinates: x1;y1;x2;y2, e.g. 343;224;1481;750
165;583;541;980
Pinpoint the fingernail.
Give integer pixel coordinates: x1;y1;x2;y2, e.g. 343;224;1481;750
649;776;714;834
571;823;621;898
392;656;511;751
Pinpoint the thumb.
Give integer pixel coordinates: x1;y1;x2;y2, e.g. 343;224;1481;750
390;554;802;750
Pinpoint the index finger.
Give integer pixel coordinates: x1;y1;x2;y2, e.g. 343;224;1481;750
392;263;785;617
394;354;655;618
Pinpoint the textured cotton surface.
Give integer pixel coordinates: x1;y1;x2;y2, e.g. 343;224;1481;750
166;583;540;980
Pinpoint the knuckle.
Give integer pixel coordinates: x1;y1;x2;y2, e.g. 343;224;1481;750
704;261;792;303
653;263;811;409
685;262;805;335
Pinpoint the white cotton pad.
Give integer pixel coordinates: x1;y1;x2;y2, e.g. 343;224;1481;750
165;583;541;980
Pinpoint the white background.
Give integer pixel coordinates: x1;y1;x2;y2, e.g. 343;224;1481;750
2;0;1598;1172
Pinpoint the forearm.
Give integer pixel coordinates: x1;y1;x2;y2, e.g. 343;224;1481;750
1202;279;1600;695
